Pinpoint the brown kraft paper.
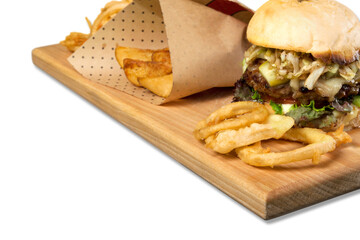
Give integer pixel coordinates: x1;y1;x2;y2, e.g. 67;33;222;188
68;0;253;105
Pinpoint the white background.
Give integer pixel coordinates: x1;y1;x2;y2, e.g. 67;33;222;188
1;0;360;239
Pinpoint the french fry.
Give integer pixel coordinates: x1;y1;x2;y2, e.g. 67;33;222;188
194;106;269;140
60;32;90;52
152;48;171;64
206;115;294;154
138;74;173;98
61;1;131;52
91;0;133;35
235;128;341;167
115;47;154;68
115;46;173;98
123;59;172;86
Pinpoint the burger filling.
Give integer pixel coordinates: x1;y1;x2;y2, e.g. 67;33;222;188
234;45;360;130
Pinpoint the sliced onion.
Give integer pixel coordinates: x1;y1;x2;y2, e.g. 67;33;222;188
290;79;300;91
236;128;345;167
286;52;300;73
314;77;345;101
339;66;356;81
244;46;265;65
304;66;325;90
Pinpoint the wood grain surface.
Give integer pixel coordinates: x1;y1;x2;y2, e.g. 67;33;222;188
32;44;360;219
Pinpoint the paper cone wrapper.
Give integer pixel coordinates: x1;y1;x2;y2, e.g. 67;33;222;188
68;0;253;105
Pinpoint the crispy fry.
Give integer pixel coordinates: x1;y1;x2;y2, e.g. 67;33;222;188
115;46;154;68
194;101;265;135
194;106;269;140
114;46;173;97
207;115;294;154
123;59;172;86
327;125;352;146
200;101;267;126
138;74;173;98
61;1;131;52
152;48;171;63
115;45;173;97
91;1;132;34
236;128;339;167
60;32;90;52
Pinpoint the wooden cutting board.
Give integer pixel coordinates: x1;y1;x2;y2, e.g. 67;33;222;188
32;44;360;219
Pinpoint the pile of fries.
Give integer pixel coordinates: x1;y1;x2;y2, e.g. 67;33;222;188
61;0;132;52
115;46;173;98
194;101;352;167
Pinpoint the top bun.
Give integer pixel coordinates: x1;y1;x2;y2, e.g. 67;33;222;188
247;0;360;64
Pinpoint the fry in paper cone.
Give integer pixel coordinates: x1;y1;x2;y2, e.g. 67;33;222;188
68;0;253;104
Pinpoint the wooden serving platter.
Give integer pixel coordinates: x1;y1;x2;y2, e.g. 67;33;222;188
32;44;360;219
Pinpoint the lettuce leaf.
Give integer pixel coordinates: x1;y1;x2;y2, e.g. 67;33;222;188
270;101;283;115
233;79;263;103
291;100;334;112
285;100;335;128
251;89;263;103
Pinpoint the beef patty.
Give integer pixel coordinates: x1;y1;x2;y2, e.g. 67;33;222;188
242;60;359;105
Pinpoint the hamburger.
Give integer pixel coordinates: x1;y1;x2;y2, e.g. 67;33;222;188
233;0;360;131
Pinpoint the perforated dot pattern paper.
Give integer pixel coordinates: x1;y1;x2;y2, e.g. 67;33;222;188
68;0;252;105
69;0;168;105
